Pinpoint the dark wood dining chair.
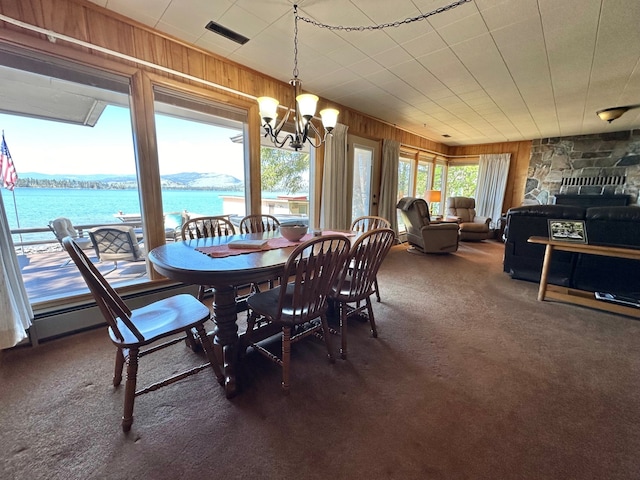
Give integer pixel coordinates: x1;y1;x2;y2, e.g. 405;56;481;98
239;214;282;292
180;215;236;301
181;215;236;240
329;228;395;359
349;215;392;302
239;214;280;234
62;236;223;432
245;235;350;391
181;215;239;348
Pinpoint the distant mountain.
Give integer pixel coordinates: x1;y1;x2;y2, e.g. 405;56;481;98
20;172;243;189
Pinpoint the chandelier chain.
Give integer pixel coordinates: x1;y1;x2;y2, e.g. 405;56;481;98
293;4;299;79
296;0;472;32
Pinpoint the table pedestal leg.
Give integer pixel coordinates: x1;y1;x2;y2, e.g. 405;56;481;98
211;286;239;398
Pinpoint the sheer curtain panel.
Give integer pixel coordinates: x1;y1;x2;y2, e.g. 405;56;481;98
0;194;33;349
476;153;511;229
320;123;350;230
378;139;400;233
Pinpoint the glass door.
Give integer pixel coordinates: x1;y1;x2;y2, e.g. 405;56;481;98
348;135;380;223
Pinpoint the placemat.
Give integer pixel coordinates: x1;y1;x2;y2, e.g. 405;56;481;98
195;231;354;258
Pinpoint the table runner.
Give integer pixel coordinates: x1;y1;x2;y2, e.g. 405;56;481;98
195;231;354;258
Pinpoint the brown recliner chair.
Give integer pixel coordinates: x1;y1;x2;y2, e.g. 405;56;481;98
396;197;459;254
446;196;491;241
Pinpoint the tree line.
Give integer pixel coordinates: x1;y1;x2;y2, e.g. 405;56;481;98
17;178;136;189
15;178;243;191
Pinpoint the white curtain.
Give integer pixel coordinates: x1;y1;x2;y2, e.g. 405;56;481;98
0;192;33;349
476;153;511;228
320;123;349;230
378;139;400;233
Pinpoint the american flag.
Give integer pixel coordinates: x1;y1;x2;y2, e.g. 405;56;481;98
0;132;18;191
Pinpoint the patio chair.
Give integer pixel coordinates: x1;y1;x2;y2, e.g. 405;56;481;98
245;235;350;391
62;236;223;432
88;225;145;275
329;228;395;359
49;217;93;265
163;211;187;241
350;215;392;302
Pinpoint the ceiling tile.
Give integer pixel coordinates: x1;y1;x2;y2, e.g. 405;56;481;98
86;0;640;145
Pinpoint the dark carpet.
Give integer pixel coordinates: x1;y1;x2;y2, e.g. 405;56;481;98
1;240;639;480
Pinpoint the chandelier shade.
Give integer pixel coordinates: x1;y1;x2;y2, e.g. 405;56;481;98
257;97;279;123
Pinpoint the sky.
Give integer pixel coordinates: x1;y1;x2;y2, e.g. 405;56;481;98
0;106;245;178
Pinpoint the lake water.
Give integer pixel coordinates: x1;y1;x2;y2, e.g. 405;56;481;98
0;188;271;242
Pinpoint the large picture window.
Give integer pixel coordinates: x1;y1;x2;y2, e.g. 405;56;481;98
153;87;247;233
0;53;141;306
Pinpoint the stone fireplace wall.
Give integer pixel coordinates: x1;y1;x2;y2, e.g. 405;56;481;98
525;130;640;206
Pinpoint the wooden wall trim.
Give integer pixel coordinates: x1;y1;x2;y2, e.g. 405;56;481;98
0;0;451;155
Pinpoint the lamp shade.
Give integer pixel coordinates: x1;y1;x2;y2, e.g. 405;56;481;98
425;190;441;203
296;93;318;118
257;97;279;121
320;108;339;130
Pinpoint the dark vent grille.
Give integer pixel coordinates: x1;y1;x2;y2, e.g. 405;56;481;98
561;175;626;187
559;168;627;195
205;21;249;45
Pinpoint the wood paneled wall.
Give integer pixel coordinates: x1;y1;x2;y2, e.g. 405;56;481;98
0;0;451;152
0;0;530;215
449;141;532;212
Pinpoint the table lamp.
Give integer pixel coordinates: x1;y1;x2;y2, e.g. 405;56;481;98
424;190;442;216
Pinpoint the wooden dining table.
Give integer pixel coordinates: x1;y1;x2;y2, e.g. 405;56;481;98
148;230;357;398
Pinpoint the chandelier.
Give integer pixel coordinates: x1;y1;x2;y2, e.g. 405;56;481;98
257;0;473;150
257;5;338;151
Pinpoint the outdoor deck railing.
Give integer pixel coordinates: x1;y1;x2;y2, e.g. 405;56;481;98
10;222;142;249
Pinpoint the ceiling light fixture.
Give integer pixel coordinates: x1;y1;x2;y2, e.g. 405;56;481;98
596;106;631;123
257;5;338;151
257;0;472;150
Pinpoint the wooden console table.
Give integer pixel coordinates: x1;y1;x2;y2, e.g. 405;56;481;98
527;236;640;318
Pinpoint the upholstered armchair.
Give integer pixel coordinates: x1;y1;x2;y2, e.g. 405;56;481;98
446;196;491;241
396;197;459;254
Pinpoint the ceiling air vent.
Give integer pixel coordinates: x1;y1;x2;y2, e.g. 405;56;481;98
442;134;451;138
205;21;249;45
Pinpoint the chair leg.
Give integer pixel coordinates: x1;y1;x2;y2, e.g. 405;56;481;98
194;324;224;384
374;276;381;302
184;285;207;351
320;314;336;364
281;326;291;392
196;285;206;302
365;297;378;338
113;348;125;386
184;328;201;352
339;303;348;360
122;348;139;433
